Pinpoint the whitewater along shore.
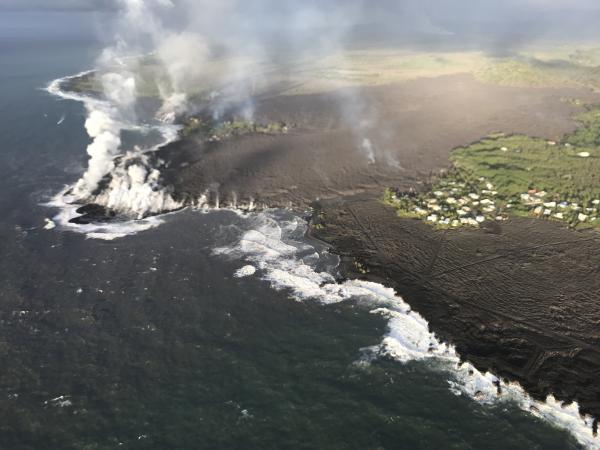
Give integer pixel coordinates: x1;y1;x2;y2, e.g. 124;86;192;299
308;195;600;426
156;74;600;423
68;72;600;424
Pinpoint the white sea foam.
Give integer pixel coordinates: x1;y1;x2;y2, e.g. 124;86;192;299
215;210;599;449
45;70;599;448
234;265;257;278
44;395;72;408
45;188;167;240
45;72;184;237
43;218;56;230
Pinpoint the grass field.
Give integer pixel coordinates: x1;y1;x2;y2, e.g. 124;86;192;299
386;108;600;230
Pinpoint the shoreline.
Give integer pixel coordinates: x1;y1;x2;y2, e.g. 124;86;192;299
156;73;596;212
308;194;600;434
50;69;600;444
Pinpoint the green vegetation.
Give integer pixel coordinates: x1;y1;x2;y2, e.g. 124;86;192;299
180;117;289;141
354;260;369;275
386;108;600;230
67;46;600;102
565;109;600;147
474;57;600;91
569;47;600;67
65;75;98;94
475;59;570;87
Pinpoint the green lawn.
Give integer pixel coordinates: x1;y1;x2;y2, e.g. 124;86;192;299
386;109;600;230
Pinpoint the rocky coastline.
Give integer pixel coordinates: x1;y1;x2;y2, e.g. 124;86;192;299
309;194;600;428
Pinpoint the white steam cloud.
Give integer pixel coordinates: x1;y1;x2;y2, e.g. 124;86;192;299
67;0;193;210
72;72;136;197
65;0;371;214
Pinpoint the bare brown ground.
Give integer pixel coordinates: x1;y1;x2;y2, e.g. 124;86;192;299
158;73;598;208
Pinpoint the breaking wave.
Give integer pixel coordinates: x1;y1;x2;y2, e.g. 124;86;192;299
45;71;599;449
215;210;599;450
45;72;183;239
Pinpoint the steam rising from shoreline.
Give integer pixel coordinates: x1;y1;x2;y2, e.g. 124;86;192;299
58;0;378;217
40;2;600;446
72;0;169;201
54;0;600;219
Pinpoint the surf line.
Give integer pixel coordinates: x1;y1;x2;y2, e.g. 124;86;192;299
216;210;600;450
44;73;600;448
45;71;185;240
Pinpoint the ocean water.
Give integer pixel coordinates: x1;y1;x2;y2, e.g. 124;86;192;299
0;33;593;450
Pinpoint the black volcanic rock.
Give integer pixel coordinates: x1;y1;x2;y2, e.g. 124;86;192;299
310;195;600;421
69;204;116;225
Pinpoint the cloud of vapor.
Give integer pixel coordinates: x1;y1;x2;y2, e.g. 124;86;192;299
71;0;168;199
154;31;211;120
66;0;600;209
70;0;368;201
0;0;118;11
89;0;600;110
5;0;600;12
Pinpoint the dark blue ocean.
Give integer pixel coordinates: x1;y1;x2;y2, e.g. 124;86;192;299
0;15;586;450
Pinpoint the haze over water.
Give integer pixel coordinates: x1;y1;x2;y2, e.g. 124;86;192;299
0;10;588;450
